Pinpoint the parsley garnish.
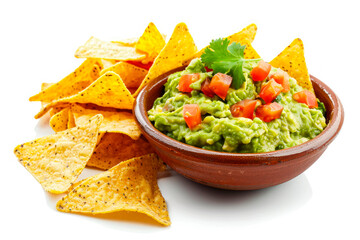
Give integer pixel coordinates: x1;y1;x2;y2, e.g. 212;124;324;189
201;38;260;89
317;100;326;117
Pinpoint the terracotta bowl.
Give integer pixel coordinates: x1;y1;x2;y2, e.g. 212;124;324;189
133;67;344;190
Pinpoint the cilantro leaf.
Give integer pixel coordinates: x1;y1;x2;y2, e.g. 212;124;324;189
201;38;258;89
317;99;326;117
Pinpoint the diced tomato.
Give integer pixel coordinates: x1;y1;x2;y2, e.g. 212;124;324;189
183;104;202;129
178;73;200;93
250;60;272;82
126;61;153;70
201;78;215;97
259;79;284;103
270;69;290;92
205;66;213;72
209;73;232;100
255;102;284;122
293;90;318;108
230;99;259;119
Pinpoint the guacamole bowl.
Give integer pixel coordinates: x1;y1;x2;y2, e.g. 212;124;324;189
133;66;344;190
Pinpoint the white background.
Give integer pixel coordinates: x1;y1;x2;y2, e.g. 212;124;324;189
1;0;359;239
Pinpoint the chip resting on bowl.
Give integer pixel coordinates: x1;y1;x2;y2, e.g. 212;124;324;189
56;154;171;226
14;114;103;194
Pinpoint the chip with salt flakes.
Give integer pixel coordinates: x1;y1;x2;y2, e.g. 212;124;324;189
71;104;141;140
30;59;103;102
100;61;148;89
133;22;198;97
49;107;69;132
56;154;170;226
34;71;134;119
87;133;155;170
75;37;146;61
270;38;313;92
135;22;166;64
14;115;103;194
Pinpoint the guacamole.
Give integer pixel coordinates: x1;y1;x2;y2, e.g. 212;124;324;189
148;58;326;153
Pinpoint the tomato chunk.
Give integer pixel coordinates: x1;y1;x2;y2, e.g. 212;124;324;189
126;61;153;70
270;69;290;92
255;102;284;122
183;104;202;129
293;90;318;108
201;78;215;97
259;79;284;103
250;60;272;82
178;73;200;93
209;73;232;100
230;99;259;119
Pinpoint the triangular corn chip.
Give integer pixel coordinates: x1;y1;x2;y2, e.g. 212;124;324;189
75;37;146;61
243;41;261;59
111;37;138;47
270;38;313;92
56;154;171;226
87;133;155;170
133;23;198;97
71;104;142;140
100;61;148;89
30;59;103;102
135;22;166;63
49;108;69;132
34;71;134;119
14;115;103;194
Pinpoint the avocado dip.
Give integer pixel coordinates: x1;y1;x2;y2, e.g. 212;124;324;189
148;57;326;153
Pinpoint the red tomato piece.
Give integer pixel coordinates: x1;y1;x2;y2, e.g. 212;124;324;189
178;73;200;93
230;99;259;119
270;69;290;92
259;79;284;103
201;78;215;97
209;73;232;100
293;90;318;108
250;60;272;82
126;60;153;70
183;104;202;129
255;102;284;122
205;66;213;72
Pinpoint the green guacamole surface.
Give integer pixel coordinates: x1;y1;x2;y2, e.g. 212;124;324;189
148;59;326;153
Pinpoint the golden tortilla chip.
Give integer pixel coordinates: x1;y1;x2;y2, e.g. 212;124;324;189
14;115;103;194
49;108;69;132
56;154;171;226
67;108;76;129
270;38;313;92
100;61;148;88
30;59;103;102
112;37;138;47
243;41;260;59
71;104;142;140
133;23;197;97
87;134;155;170
34;72;134;119
135;22;166;63
75;37;146;61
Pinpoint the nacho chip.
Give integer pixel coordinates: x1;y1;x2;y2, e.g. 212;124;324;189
71;104;141;140
75;37;146;61
133;23;198;97
135;22;166;63
100;61;148;88
112;37;138;47
14;115;103;194
56;154;170;226
35;72;134;119
270;38;313;92
30;59;103;102
49;108;69;132
87;134;155;170
67;108;76;129
243;41;261;59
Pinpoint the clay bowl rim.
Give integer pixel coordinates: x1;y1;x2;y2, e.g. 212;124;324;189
133;66;344;165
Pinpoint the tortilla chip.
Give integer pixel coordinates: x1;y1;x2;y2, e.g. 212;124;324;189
71;104;141;140
30;59;103;102
75;37;146;61
133;23;197;97
14;115;103;194
35;72;134;119
67;108;76;129
100;61;148;88
56;154;170;226
270;38;313;92
112;37;138;47
49;108;69;132
87;134;155;170
135;22;166;63
243;41;260;59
